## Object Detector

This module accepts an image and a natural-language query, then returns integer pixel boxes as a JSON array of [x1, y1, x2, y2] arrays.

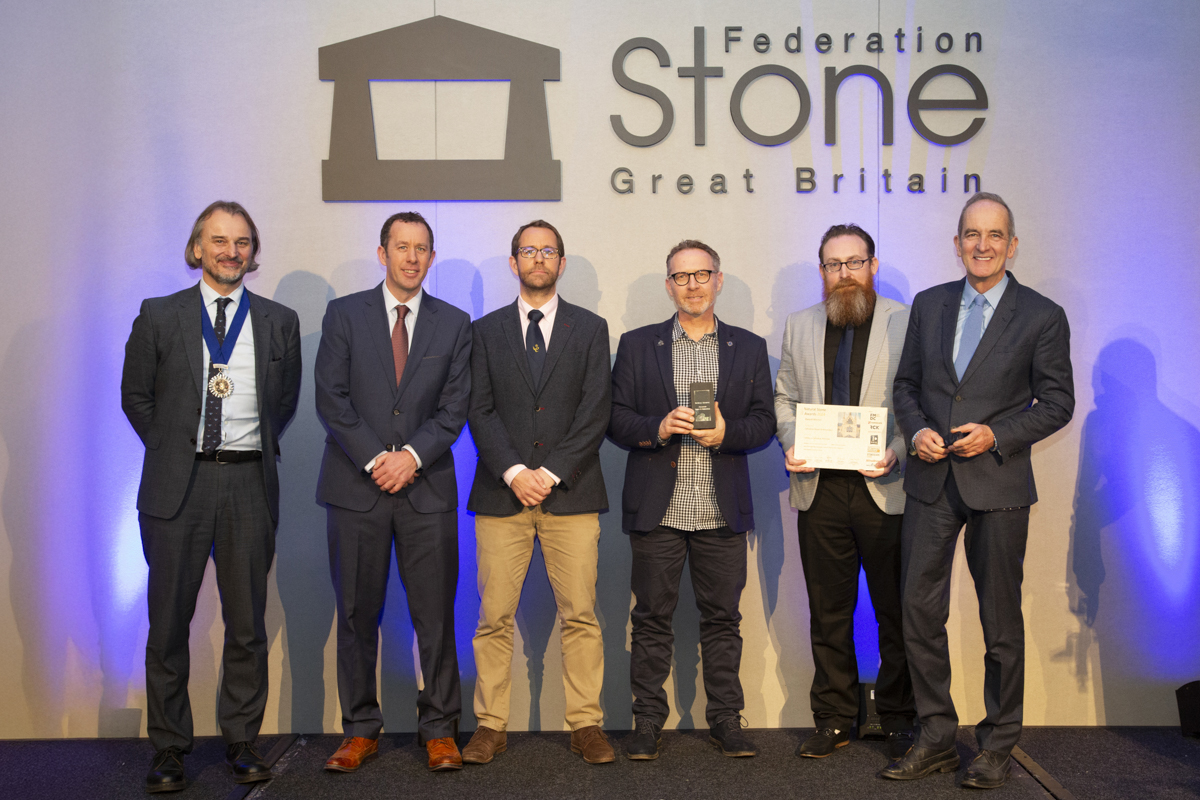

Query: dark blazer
[[315, 285, 471, 514], [609, 316, 776, 534], [121, 283, 302, 522], [467, 298, 611, 516], [893, 273, 1074, 510]]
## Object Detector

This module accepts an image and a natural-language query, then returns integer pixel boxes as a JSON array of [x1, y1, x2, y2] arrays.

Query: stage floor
[[0, 727, 1195, 799]]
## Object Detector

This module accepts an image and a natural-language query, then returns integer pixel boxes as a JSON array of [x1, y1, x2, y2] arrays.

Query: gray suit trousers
[[140, 459, 275, 752]]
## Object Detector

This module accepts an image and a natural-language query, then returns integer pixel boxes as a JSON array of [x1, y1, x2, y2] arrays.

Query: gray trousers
[[140, 459, 275, 753]]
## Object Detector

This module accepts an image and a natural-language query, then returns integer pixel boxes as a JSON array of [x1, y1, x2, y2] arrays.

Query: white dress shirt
[[196, 280, 260, 451]]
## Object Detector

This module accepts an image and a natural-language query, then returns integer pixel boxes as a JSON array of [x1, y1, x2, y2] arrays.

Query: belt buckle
[[214, 450, 232, 464]]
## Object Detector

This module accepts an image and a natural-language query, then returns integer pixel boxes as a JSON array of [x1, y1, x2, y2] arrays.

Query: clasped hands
[[658, 403, 725, 449], [372, 449, 419, 494], [913, 422, 995, 462]]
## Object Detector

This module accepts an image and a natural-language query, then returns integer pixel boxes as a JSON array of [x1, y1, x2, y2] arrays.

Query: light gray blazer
[[774, 295, 910, 514]]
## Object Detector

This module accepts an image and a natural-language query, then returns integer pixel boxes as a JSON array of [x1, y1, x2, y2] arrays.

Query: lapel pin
[[657, 340, 664, 346]]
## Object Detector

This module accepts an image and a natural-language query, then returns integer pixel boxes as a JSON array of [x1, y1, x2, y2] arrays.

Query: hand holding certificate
[[792, 403, 888, 471]]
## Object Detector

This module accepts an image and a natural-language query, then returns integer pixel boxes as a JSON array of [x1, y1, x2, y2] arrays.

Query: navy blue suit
[[893, 273, 1073, 754], [315, 285, 471, 741]]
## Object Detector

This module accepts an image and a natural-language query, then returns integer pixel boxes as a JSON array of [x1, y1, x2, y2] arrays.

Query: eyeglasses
[[821, 258, 869, 273], [669, 269, 714, 285], [517, 246, 560, 259]]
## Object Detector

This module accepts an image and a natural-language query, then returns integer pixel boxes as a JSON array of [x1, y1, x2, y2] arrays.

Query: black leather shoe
[[797, 727, 850, 757], [878, 744, 959, 780], [885, 730, 915, 760], [709, 716, 757, 757], [145, 747, 185, 793], [626, 717, 663, 760], [225, 741, 273, 784], [962, 750, 1011, 789]]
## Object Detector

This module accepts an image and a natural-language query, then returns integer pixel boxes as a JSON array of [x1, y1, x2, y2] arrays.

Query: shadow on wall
[[1066, 335, 1200, 724], [271, 271, 336, 734]]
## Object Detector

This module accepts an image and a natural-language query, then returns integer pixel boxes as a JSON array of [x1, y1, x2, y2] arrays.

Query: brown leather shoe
[[426, 737, 463, 771], [324, 737, 378, 772], [571, 725, 615, 764], [462, 726, 507, 764]]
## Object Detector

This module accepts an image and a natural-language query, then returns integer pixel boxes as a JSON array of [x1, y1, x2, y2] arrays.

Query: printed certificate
[[792, 404, 887, 470]]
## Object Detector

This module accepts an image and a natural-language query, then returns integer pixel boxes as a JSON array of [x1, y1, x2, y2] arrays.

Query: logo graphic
[[320, 16, 561, 201]]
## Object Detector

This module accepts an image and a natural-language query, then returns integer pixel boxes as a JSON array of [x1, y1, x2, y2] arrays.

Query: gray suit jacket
[[467, 298, 611, 516], [121, 283, 302, 522], [774, 295, 909, 515]]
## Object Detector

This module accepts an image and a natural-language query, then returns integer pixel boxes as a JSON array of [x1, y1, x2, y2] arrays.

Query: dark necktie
[[392, 305, 410, 386], [202, 297, 232, 454], [832, 324, 854, 405], [526, 308, 546, 386]]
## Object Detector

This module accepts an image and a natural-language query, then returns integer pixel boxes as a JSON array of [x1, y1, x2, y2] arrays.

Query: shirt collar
[[383, 284, 423, 320], [672, 314, 719, 342], [517, 291, 558, 320], [199, 278, 245, 309], [962, 271, 1009, 310]]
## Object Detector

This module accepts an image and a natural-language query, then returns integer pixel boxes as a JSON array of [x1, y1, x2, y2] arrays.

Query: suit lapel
[[860, 298, 889, 400], [942, 282, 963, 383], [247, 289, 270, 416], [366, 283, 399, 396], [178, 285, 206, 399], [959, 274, 1018, 387], [538, 299, 577, 393], [396, 291, 440, 404], [654, 317, 677, 407], [716, 318, 735, 402], [810, 306, 827, 402], [502, 300, 537, 394]]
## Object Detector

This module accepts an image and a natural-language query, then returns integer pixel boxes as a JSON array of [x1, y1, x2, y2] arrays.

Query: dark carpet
[[0, 727, 1192, 800]]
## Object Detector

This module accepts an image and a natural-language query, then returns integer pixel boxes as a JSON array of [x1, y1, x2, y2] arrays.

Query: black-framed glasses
[[669, 269, 714, 285], [821, 258, 869, 273], [517, 246, 560, 259]]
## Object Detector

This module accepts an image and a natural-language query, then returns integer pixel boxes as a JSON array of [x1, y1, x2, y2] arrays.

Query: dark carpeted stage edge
[[0, 727, 1196, 800]]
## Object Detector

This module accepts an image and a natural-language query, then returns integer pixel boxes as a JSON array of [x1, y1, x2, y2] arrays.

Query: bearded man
[[773, 224, 915, 763]]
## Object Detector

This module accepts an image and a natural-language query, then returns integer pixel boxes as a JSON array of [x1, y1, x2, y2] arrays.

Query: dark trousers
[[140, 459, 275, 753], [629, 525, 747, 728], [901, 469, 1029, 754], [797, 471, 914, 732], [327, 494, 460, 741]]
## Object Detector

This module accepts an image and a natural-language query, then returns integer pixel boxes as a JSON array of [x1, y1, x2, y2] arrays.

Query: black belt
[[196, 450, 262, 463]]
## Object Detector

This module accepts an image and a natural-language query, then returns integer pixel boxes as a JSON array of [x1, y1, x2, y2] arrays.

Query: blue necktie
[[955, 295, 986, 381], [832, 324, 854, 405], [526, 309, 546, 386]]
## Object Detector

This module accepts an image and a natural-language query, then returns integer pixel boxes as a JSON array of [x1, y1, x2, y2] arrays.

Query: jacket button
[[393, 409, 400, 415], [670, 461, 677, 468], [955, 395, 963, 402], [190, 437, 197, 445]]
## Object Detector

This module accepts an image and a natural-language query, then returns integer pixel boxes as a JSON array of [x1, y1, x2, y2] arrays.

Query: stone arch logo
[[320, 16, 561, 201]]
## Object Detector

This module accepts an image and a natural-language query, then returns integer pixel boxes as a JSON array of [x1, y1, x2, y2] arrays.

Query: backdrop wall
[[1, 0, 1197, 739]]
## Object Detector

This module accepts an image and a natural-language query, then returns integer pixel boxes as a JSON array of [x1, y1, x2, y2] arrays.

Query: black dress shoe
[[626, 717, 663, 760], [709, 716, 757, 757], [145, 747, 185, 794], [797, 727, 850, 757], [885, 730, 915, 760], [226, 741, 273, 784], [878, 744, 959, 780], [962, 750, 1011, 789]]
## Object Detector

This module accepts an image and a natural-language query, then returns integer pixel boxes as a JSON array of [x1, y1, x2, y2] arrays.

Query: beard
[[823, 277, 876, 328]]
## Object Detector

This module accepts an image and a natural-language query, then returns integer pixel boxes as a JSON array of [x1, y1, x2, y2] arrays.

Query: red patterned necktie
[[392, 305, 410, 386]]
